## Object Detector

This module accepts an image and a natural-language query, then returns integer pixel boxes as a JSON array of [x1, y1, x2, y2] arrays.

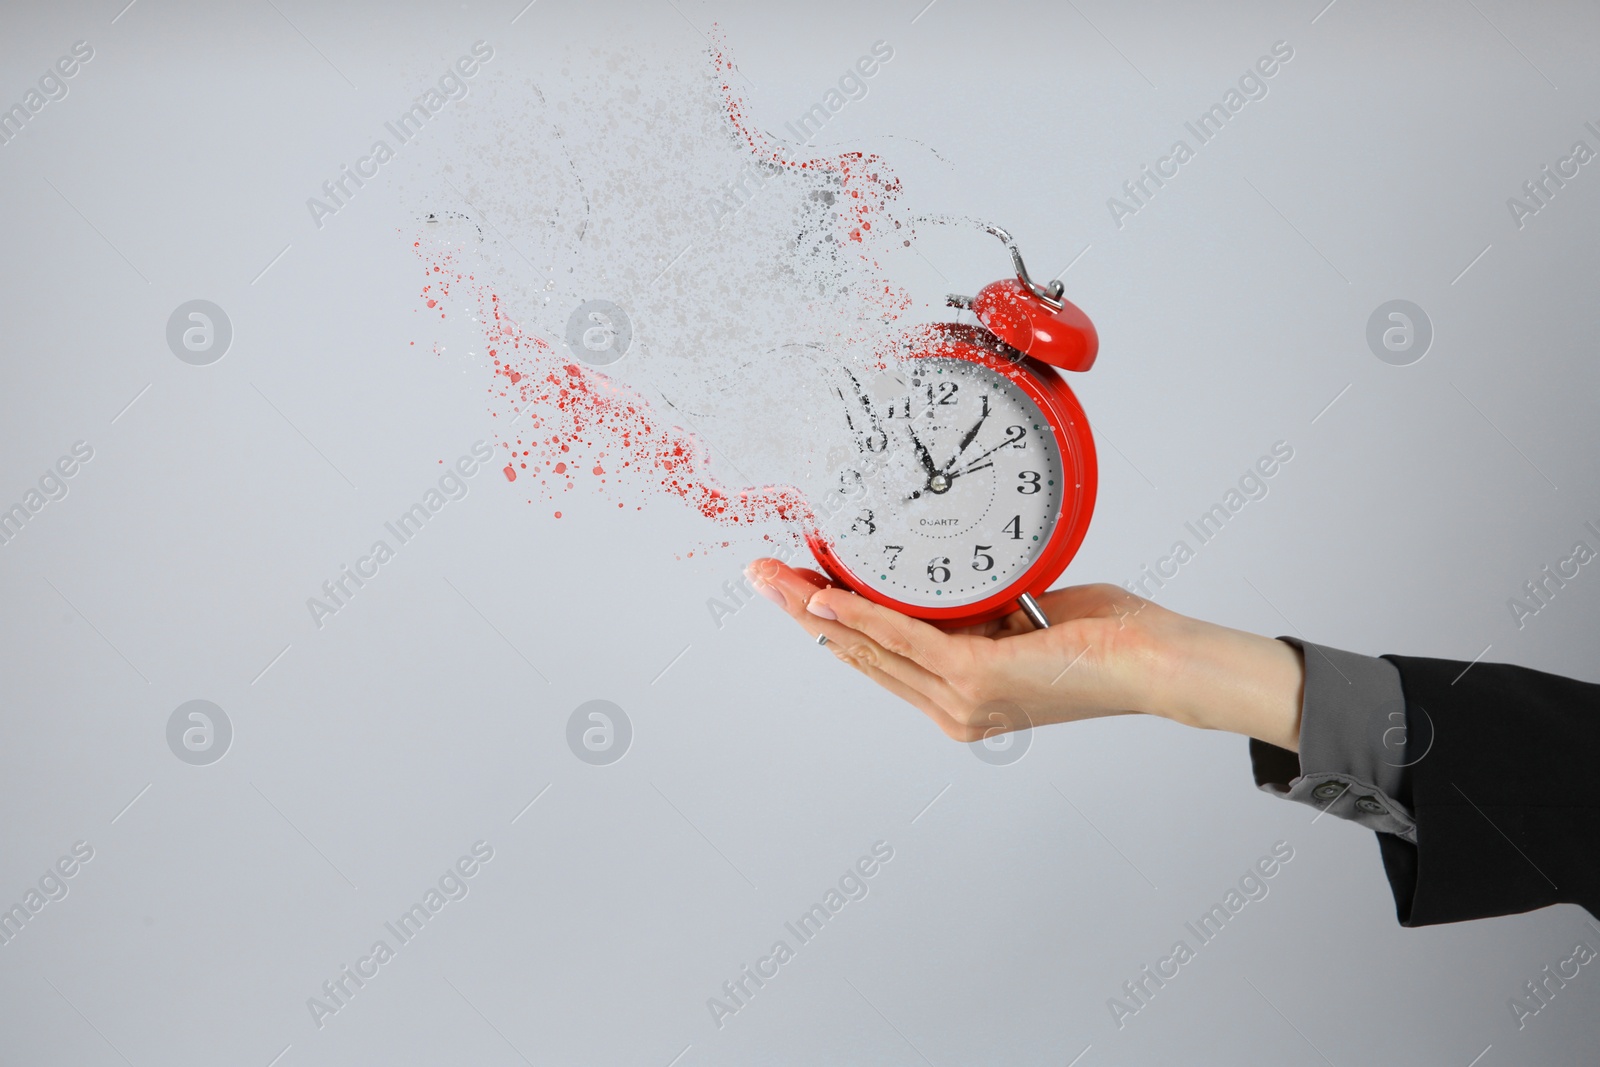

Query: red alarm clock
[[806, 224, 1098, 630]]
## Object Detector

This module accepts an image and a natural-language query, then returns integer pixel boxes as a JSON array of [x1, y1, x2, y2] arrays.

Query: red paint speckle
[[410, 262, 820, 528], [409, 37, 910, 549]]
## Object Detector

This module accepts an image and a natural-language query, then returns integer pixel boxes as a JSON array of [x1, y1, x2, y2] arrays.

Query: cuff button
[[1311, 781, 1347, 802], [1355, 796, 1388, 816]]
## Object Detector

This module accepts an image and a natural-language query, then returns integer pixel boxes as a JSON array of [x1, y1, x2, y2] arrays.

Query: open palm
[[746, 559, 1198, 742]]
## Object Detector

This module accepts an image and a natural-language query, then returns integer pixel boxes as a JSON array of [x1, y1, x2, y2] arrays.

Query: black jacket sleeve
[[1377, 654, 1600, 926]]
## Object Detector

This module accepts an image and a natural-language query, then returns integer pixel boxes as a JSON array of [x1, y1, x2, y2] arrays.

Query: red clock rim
[[805, 333, 1098, 629]]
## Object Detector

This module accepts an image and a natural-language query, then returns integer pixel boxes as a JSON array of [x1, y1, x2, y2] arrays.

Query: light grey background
[[3, 1, 1598, 1064]]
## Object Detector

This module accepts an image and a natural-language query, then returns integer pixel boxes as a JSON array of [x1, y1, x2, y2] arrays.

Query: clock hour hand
[[906, 425, 940, 480]]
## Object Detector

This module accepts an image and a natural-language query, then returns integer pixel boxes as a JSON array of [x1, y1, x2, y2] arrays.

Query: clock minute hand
[[961, 428, 1026, 471]]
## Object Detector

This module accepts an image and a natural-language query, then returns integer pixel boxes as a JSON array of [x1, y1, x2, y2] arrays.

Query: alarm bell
[[943, 224, 1098, 373]]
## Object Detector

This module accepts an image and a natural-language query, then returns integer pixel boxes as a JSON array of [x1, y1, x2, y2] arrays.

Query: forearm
[[1143, 615, 1305, 752]]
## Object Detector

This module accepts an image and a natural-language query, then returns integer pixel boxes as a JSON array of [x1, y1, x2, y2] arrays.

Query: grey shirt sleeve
[[1248, 637, 1417, 844]]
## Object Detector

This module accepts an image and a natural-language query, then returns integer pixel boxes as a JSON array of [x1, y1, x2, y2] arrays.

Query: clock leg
[[1017, 592, 1050, 631]]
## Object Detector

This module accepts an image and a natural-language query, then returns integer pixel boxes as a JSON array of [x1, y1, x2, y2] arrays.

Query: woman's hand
[[745, 559, 1305, 751]]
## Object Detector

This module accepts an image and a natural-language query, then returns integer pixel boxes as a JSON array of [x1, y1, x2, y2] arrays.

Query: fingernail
[[752, 579, 785, 607], [806, 596, 837, 621]]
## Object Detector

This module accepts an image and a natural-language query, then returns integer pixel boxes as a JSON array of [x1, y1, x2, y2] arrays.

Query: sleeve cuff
[[1249, 638, 1417, 844]]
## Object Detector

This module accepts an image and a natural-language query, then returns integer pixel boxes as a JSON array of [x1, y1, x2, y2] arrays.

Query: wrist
[[1145, 614, 1305, 751]]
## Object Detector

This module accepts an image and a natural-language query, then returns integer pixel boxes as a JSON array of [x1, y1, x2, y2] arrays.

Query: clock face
[[817, 355, 1067, 609]]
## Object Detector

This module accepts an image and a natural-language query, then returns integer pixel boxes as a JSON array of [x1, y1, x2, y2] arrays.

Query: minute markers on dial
[[823, 355, 1065, 609]]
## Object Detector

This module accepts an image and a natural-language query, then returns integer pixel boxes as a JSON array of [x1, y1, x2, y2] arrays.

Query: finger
[[847, 656, 979, 741], [815, 615, 960, 709], [745, 558, 827, 610], [746, 558, 834, 600], [803, 584, 959, 679], [744, 560, 984, 741], [747, 560, 960, 708], [806, 619, 980, 741]]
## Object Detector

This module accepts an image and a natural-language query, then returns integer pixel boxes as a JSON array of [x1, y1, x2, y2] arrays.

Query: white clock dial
[[819, 356, 1065, 609]]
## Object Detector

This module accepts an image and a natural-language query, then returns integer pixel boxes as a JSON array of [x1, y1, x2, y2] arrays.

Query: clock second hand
[[958, 428, 1026, 473]]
